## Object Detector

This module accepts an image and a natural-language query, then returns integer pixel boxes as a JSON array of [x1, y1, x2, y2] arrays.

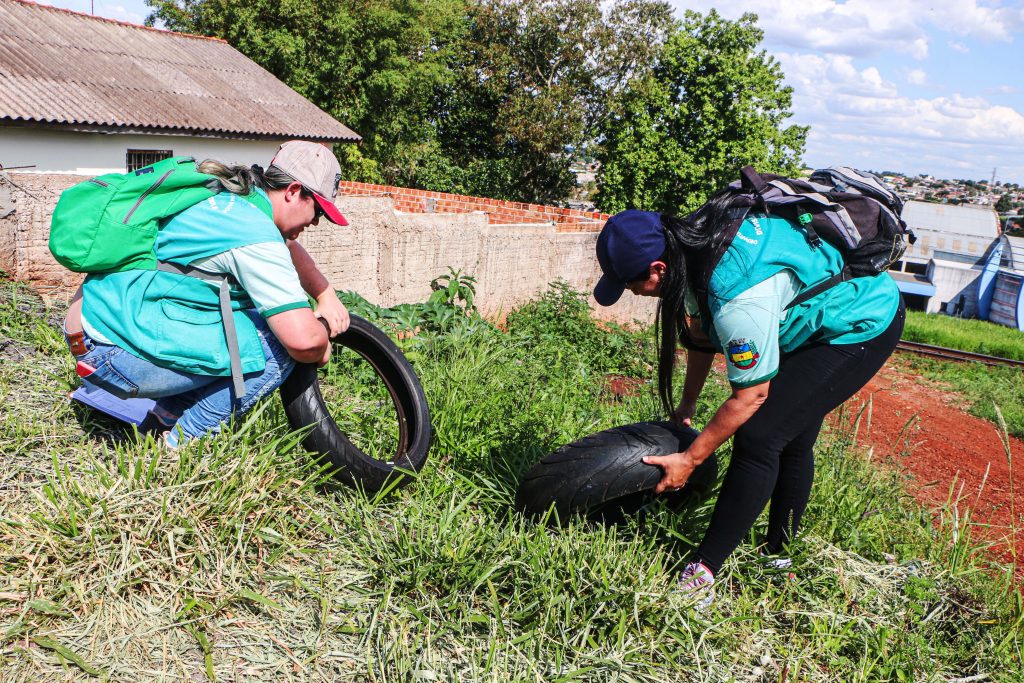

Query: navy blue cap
[[594, 210, 665, 306]]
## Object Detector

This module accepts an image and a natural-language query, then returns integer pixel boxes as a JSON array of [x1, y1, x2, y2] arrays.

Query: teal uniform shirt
[[704, 214, 900, 388], [82, 189, 311, 377]]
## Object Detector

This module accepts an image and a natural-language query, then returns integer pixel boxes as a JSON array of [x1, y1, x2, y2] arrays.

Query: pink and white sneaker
[[676, 561, 715, 610]]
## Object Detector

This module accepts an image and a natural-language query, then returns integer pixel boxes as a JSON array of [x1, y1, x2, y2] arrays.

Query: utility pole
[[991, 167, 997, 185]]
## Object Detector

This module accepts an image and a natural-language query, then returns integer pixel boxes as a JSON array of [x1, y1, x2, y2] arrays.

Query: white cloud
[[671, 0, 1024, 58], [906, 69, 927, 85], [948, 41, 971, 54], [776, 46, 1024, 179]]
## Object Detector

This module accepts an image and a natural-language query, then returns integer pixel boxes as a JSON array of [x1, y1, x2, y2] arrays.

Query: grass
[[1, 272, 1023, 681], [899, 309, 1024, 438], [903, 309, 1024, 361]]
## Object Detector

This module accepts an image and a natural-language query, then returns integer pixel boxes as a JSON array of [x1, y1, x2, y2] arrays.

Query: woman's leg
[[764, 419, 821, 554], [693, 301, 905, 574], [168, 310, 296, 446]]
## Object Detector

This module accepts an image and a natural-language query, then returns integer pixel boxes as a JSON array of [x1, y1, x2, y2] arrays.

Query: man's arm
[[286, 240, 350, 335]]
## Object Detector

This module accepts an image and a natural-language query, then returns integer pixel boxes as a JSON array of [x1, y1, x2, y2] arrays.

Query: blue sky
[[40, 0, 1024, 185]]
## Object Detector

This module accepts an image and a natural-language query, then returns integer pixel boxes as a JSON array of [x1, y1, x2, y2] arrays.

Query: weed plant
[[1, 272, 1022, 681]]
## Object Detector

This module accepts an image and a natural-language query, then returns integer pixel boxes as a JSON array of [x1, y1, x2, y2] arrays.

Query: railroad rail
[[895, 340, 1024, 369]]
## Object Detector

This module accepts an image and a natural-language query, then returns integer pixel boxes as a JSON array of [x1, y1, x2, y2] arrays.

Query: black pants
[[695, 299, 905, 574]]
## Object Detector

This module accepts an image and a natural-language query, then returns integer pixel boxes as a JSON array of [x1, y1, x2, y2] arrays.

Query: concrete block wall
[[6, 173, 657, 326]]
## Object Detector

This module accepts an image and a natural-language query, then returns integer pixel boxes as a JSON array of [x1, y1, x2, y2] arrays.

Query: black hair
[[655, 185, 747, 416]]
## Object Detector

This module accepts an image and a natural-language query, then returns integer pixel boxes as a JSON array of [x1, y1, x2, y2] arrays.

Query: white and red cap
[[269, 140, 348, 226]]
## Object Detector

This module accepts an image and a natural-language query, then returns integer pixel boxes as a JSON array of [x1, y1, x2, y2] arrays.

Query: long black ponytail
[[655, 186, 748, 416]]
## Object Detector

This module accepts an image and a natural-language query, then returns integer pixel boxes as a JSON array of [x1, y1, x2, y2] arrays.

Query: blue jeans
[[68, 309, 296, 446]]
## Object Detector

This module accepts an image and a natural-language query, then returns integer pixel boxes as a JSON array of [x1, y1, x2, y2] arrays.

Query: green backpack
[[49, 156, 273, 399], [49, 156, 222, 273]]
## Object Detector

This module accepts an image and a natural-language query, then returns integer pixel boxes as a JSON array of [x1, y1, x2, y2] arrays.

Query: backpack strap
[[785, 267, 851, 310], [739, 166, 767, 193], [155, 261, 246, 400]]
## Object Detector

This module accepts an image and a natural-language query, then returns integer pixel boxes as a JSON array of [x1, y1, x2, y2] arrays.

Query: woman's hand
[[314, 289, 350, 336], [672, 398, 698, 427], [643, 450, 700, 494]]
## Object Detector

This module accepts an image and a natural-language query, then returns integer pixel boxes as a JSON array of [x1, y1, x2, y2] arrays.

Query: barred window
[[126, 149, 173, 173]]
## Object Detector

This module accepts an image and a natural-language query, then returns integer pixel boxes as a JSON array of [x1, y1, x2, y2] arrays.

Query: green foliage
[[426, 0, 675, 203], [594, 9, 807, 214], [147, 0, 468, 185], [504, 279, 654, 377], [903, 310, 1024, 361]]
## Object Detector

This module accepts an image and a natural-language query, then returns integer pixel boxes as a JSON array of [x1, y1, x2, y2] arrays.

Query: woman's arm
[[645, 380, 770, 493], [675, 348, 715, 426], [285, 240, 350, 335]]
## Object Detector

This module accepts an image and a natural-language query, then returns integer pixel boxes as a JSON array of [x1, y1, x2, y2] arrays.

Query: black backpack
[[689, 165, 916, 311]]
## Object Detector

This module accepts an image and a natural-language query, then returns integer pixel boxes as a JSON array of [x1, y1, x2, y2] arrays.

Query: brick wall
[[7, 174, 656, 325], [339, 182, 608, 233], [5, 173, 85, 289]]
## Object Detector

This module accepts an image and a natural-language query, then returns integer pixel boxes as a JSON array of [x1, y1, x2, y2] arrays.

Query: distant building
[[890, 201, 1001, 315], [979, 235, 1024, 331]]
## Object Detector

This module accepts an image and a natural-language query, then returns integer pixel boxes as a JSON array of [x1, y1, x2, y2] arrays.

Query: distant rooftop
[[902, 200, 999, 239], [999, 235, 1024, 274], [0, 0, 360, 142]]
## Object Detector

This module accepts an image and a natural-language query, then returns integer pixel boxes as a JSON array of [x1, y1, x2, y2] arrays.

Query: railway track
[[895, 340, 1024, 369]]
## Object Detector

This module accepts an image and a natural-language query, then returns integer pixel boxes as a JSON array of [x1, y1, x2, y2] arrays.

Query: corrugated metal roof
[[1000, 235, 1024, 274], [0, 0, 360, 142], [902, 200, 999, 239]]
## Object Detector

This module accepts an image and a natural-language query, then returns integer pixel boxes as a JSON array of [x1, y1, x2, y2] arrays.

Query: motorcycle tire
[[279, 314, 432, 492], [515, 421, 717, 523]]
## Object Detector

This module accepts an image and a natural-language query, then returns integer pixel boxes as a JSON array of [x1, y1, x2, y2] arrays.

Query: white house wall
[[927, 260, 983, 315], [0, 127, 280, 175]]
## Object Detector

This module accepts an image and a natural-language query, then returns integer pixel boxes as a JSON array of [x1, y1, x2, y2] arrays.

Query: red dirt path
[[843, 358, 1024, 575]]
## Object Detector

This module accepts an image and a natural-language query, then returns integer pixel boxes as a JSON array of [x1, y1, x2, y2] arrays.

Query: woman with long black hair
[[593, 197, 904, 607]]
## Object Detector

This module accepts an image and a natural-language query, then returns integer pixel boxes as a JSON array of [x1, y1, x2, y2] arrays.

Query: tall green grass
[[1, 273, 1022, 681], [903, 309, 1024, 360]]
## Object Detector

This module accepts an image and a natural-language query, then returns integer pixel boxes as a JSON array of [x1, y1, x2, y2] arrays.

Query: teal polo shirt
[[705, 214, 900, 388], [82, 189, 310, 376]]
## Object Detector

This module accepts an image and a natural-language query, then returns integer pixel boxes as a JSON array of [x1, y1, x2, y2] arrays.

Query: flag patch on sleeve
[[727, 338, 759, 370]]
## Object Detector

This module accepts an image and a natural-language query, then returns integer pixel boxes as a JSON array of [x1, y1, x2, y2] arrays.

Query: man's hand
[[643, 450, 699, 494], [314, 289, 350, 336]]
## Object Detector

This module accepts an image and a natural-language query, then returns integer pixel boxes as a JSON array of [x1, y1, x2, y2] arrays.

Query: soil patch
[[842, 358, 1024, 576]]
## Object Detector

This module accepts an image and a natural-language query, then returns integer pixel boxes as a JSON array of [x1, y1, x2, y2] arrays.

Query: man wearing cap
[[593, 206, 903, 608], [63, 141, 352, 447]]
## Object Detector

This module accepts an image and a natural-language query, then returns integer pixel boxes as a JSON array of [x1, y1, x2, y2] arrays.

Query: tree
[[419, 0, 675, 203], [594, 9, 806, 214], [996, 193, 1015, 214], [146, 0, 467, 184]]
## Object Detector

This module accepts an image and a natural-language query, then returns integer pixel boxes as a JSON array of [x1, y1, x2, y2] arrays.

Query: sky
[[38, 0, 1024, 186]]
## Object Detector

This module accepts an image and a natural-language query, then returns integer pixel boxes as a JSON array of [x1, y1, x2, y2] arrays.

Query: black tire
[[279, 314, 432, 492], [515, 421, 717, 523]]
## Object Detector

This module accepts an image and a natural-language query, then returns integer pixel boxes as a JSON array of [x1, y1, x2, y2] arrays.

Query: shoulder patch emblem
[[727, 338, 759, 370]]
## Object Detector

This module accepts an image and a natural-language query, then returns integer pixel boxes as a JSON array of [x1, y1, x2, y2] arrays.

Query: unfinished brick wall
[[4, 173, 85, 288], [7, 174, 657, 325], [339, 181, 609, 233]]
